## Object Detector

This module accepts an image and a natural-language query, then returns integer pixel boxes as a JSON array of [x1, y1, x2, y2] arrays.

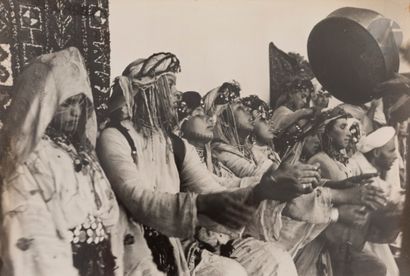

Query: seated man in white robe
[[348, 126, 405, 276], [97, 53, 321, 276]]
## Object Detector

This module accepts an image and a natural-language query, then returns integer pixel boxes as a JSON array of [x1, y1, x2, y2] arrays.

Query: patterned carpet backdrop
[[0, 0, 111, 125]]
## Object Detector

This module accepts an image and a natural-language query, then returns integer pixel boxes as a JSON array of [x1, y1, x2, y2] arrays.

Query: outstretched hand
[[344, 184, 387, 211], [196, 191, 255, 230], [252, 162, 321, 203], [373, 73, 410, 98], [358, 184, 387, 211], [325, 173, 378, 189]]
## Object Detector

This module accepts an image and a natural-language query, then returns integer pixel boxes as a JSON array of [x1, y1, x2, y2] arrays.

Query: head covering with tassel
[[111, 52, 182, 138]]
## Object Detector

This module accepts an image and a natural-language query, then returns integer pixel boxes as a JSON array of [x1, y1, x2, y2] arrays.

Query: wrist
[[196, 194, 206, 215], [330, 207, 339, 223], [332, 187, 357, 205], [250, 185, 264, 205], [252, 175, 276, 204], [304, 108, 313, 116], [329, 189, 345, 205]]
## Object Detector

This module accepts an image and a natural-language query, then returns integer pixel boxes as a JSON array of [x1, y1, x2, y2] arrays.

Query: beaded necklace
[[236, 143, 255, 163], [45, 127, 102, 209], [195, 147, 206, 164]]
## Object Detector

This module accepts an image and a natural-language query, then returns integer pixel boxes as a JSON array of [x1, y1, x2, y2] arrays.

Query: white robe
[[349, 152, 402, 276], [97, 120, 249, 276], [1, 138, 120, 276]]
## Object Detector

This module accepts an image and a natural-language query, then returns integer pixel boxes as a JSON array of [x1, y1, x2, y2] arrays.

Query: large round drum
[[308, 7, 402, 104]]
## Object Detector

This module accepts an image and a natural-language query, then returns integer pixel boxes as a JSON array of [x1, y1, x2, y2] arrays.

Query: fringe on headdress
[[132, 75, 179, 161], [115, 52, 182, 162]]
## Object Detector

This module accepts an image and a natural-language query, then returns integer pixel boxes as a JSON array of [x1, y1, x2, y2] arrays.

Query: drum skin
[[308, 7, 401, 105]]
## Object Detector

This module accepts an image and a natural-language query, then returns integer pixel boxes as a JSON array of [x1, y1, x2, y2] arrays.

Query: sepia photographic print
[[0, 0, 409, 275]]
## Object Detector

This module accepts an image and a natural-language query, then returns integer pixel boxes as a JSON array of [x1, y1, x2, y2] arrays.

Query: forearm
[[367, 105, 377, 122], [113, 183, 198, 239], [329, 188, 357, 205], [196, 186, 259, 209], [213, 174, 259, 190], [284, 187, 334, 224], [98, 132, 199, 238], [279, 109, 312, 130]]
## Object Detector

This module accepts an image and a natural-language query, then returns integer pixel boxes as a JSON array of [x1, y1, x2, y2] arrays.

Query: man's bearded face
[[289, 90, 310, 109], [167, 75, 182, 118], [374, 137, 397, 171]]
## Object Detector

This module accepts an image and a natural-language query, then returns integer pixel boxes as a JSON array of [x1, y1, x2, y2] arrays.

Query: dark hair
[[278, 79, 313, 110], [363, 150, 375, 162], [123, 52, 181, 79], [286, 79, 314, 94], [107, 78, 126, 122], [214, 81, 241, 105], [321, 115, 350, 164]]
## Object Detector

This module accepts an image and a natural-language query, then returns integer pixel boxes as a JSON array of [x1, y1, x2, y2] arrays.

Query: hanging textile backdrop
[[268, 42, 314, 108], [0, 0, 110, 125]]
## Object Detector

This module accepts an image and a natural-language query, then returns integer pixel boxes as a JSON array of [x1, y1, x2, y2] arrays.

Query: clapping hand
[[252, 162, 321, 203], [325, 173, 378, 189], [197, 191, 256, 230]]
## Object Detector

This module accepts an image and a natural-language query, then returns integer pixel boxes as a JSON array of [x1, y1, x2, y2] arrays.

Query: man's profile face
[[289, 90, 309, 109], [375, 136, 397, 171], [166, 75, 182, 117]]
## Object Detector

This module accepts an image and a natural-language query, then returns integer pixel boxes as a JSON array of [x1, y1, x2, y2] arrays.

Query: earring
[[250, 134, 256, 144]]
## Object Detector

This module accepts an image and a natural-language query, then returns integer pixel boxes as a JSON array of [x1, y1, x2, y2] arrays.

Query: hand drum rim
[[307, 7, 400, 105]]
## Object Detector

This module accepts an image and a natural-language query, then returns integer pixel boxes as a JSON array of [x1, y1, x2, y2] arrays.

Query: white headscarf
[[357, 126, 396, 153], [0, 47, 97, 178]]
